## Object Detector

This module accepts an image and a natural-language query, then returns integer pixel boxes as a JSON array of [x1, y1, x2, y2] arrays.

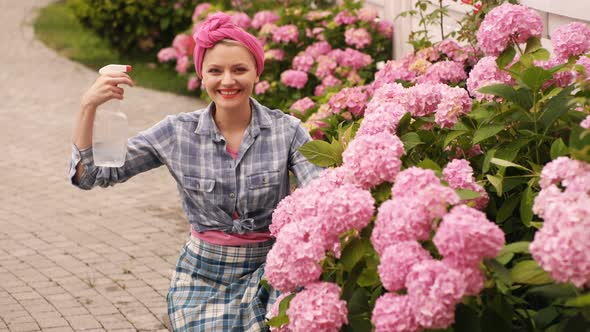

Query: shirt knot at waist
[[231, 218, 255, 234]]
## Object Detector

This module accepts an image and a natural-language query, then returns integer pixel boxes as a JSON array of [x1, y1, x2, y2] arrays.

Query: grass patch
[[33, 1, 197, 97]]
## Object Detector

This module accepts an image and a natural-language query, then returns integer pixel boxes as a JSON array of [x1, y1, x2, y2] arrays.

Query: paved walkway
[[0, 1, 207, 331]]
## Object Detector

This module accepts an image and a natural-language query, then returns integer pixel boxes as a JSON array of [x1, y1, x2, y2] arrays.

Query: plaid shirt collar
[[194, 98, 272, 142]]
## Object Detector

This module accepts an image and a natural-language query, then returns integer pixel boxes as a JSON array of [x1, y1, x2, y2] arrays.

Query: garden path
[[0, 1, 206, 331]]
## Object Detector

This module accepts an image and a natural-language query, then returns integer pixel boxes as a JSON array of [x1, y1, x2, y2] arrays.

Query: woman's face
[[201, 42, 259, 113]]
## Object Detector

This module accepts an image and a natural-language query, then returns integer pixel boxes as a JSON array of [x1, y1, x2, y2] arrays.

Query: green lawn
[[33, 1, 198, 98]]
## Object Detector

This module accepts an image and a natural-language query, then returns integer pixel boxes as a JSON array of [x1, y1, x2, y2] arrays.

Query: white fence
[[365, 0, 590, 59]]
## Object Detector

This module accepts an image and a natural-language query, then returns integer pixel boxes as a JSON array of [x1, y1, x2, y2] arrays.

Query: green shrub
[[67, 0, 203, 53]]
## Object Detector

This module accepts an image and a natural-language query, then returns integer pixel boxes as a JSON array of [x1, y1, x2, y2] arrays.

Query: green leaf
[[570, 126, 590, 163], [496, 45, 516, 69], [456, 188, 481, 200], [395, 112, 412, 136], [550, 138, 569, 159], [473, 124, 505, 144], [482, 308, 512, 332], [497, 241, 530, 258], [417, 158, 441, 172], [511, 260, 554, 285], [443, 130, 468, 147], [454, 304, 482, 332], [485, 259, 512, 286], [340, 238, 370, 272], [490, 158, 531, 172], [520, 186, 535, 227], [527, 284, 579, 299], [521, 67, 553, 91], [401, 132, 423, 151], [487, 174, 503, 196], [267, 293, 295, 327], [539, 85, 576, 130], [298, 140, 342, 167], [564, 293, 590, 307], [532, 48, 550, 61], [524, 37, 542, 54], [356, 264, 379, 287], [483, 149, 497, 173], [478, 84, 517, 102], [496, 195, 520, 222], [347, 288, 370, 314]]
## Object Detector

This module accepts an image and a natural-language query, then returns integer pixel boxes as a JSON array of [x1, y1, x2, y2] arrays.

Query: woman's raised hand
[[80, 72, 134, 110]]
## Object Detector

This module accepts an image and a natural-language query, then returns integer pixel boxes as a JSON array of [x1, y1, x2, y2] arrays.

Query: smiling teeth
[[220, 90, 238, 95]]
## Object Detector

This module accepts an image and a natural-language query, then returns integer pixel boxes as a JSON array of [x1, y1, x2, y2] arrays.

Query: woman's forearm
[[72, 103, 97, 182]]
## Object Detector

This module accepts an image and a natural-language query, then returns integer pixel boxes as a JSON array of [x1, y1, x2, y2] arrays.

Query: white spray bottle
[[93, 64, 132, 167]]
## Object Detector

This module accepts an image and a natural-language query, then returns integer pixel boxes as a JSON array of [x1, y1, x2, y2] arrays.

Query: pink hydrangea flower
[[292, 54, 315, 72], [305, 10, 331, 21], [187, 76, 200, 91], [406, 260, 467, 329], [272, 25, 299, 44], [476, 3, 543, 56], [576, 56, 590, 81], [265, 221, 326, 292], [405, 83, 444, 117], [157, 47, 178, 63], [281, 70, 308, 89], [434, 205, 505, 267], [192, 3, 211, 21], [372, 59, 416, 90], [581, 115, 590, 129], [551, 22, 590, 61], [172, 34, 195, 57], [378, 241, 432, 291], [175, 55, 190, 74], [376, 19, 394, 38], [231, 12, 251, 30], [339, 48, 373, 69], [368, 83, 407, 110], [534, 57, 575, 88], [322, 75, 342, 88], [255, 80, 270, 94], [287, 282, 348, 332], [372, 293, 419, 332], [443, 159, 489, 209], [434, 86, 472, 128], [304, 41, 333, 60], [328, 86, 370, 116], [356, 102, 407, 136], [252, 10, 280, 29], [358, 6, 378, 22], [334, 11, 356, 25], [530, 215, 590, 287], [467, 56, 515, 101], [445, 260, 486, 296], [265, 49, 285, 62], [342, 132, 405, 189], [344, 27, 372, 49], [415, 61, 467, 84], [436, 39, 462, 59], [538, 156, 590, 189], [315, 55, 338, 79], [289, 97, 315, 114]]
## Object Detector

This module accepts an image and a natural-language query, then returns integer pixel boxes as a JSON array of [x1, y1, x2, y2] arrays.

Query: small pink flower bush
[[530, 157, 590, 287], [286, 282, 348, 332]]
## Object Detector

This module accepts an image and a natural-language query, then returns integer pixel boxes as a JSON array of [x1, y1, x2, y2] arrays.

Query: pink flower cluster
[[443, 159, 489, 209], [304, 41, 333, 59], [415, 61, 467, 85], [467, 56, 515, 101], [286, 282, 348, 332], [280, 70, 308, 89], [192, 3, 211, 21], [289, 97, 316, 115], [231, 12, 251, 29], [265, 49, 285, 62], [292, 54, 315, 72], [272, 25, 299, 44], [267, 169, 375, 292], [551, 22, 590, 61], [581, 115, 590, 129], [255, 80, 270, 94], [476, 3, 543, 56], [252, 10, 280, 29], [434, 86, 472, 128], [531, 157, 590, 287], [342, 132, 405, 189], [356, 102, 407, 137], [576, 56, 590, 82], [344, 27, 372, 49], [334, 11, 356, 25], [328, 86, 370, 116], [369, 165, 505, 331]]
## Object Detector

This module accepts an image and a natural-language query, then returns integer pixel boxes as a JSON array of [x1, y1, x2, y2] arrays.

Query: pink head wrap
[[193, 12, 265, 79]]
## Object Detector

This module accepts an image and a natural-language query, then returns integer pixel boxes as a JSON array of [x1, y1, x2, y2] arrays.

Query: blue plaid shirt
[[70, 98, 323, 234]]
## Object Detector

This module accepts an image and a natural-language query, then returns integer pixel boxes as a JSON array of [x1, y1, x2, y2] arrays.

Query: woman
[[69, 13, 322, 331]]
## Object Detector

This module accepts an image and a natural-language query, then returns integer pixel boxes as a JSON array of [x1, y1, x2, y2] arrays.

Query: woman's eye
[[208, 69, 220, 73]]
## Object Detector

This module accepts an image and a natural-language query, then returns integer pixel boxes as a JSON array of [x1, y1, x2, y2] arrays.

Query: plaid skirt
[[167, 235, 279, 332]]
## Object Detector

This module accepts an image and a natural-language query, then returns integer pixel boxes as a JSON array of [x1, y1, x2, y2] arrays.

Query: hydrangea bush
[[267, 2, 590, 331]]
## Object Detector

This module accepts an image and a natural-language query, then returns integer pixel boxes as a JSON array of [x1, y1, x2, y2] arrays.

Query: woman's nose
[[221, 71, 234, 85]]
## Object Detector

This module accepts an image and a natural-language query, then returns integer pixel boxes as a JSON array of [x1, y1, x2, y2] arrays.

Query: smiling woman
[[68, 12, 323, 332]]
